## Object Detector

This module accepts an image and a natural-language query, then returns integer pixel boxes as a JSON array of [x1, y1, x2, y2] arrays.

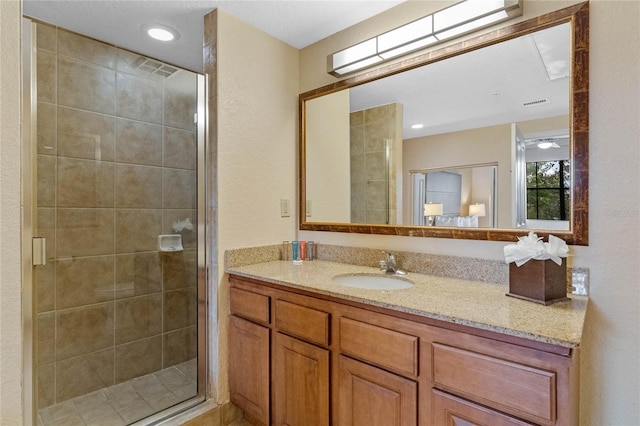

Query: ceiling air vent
[[523, 98, 550, 108], [134, 57, 179, 78]]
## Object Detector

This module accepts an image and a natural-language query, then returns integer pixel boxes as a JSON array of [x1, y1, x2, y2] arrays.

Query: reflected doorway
[[411, 164, 497, 228]]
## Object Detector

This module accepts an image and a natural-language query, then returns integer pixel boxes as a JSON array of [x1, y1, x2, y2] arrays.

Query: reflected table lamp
[[424, 203, 443, 226], [469, 203, 486, 217]]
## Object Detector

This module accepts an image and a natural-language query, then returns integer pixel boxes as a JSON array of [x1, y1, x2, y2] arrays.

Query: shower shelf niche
[[158, 234, 184, 252]]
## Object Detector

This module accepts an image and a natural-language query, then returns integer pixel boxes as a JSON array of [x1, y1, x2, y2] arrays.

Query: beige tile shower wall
[[350, 103, 402, 224], [34, 24, 198, 409]]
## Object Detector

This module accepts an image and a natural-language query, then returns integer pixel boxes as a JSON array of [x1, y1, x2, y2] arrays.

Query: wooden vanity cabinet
[[274, 332, 329, 425], [432, 389, 536, 426], [338, 355, 417, 426], [273, 299, 330, 426], [228, 275, 579, 426], [229, 278, 331, 426], [228, 315, 270, 425]]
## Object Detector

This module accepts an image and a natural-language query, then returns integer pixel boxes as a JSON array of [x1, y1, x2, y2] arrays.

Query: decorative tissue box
[[507, 259, 569, 305]]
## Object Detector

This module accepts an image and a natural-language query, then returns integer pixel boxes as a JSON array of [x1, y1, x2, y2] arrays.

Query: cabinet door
[[432, 389, 535, 426], [229, 315, 270, 426], [274, 332, 329, 426], [338, 355, 417, 426]]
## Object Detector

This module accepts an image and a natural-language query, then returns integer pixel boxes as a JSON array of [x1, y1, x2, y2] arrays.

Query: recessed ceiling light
[[411, 124, 424, 129], [537, 141, 554, 149], [148, 28, 174, 41], [537, 141, 560, 149], [143, 23, 179, 42]]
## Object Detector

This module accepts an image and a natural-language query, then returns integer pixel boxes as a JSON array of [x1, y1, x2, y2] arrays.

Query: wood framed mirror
[[299, 2, 588, 245]]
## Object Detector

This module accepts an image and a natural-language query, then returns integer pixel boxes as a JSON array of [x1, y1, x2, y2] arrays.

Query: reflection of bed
[[436, 215, 479, 228]]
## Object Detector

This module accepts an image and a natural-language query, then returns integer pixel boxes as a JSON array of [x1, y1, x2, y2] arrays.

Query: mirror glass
[[300, 4, 589, 244], [410, 164, 498, 228]]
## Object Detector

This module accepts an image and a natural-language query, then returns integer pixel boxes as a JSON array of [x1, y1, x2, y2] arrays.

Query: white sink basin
[[333, 274, 413, 290]]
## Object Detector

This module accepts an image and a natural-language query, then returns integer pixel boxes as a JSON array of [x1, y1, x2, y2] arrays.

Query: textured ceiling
[[23, 0, 404, 72]]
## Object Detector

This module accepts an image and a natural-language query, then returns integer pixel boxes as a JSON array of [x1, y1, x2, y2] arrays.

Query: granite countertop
[[226, 260, 588, 349]]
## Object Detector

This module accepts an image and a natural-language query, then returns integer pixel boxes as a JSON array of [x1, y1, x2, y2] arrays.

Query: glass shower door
[[29, 20, 204, 425]]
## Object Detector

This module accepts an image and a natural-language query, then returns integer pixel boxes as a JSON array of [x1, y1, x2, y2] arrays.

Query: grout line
[[39, 359, 197, 425], [36, 28, 200, 421]]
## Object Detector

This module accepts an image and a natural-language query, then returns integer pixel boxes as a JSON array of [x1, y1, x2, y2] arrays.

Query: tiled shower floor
[[38, 359, 197, 426]]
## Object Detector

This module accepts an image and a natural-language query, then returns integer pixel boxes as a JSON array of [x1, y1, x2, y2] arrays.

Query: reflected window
[[526, 160, 570, 220]]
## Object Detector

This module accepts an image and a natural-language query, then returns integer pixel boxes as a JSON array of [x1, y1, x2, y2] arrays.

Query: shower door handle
[[32, 237, 46, 266]]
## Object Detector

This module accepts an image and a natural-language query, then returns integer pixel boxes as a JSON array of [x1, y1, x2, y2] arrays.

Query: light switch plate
[[280, 199, 290, 217]]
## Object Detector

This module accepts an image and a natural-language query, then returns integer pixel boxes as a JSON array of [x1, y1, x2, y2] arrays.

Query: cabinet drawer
[[432, 343, 556, 424], [339, 317, 418, 377], [432, 389, 535, 426], [230, 287, 270, 324], [275, 300, 330, 346]]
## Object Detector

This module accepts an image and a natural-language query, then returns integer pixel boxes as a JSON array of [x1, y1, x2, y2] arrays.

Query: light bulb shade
[[469, 203, 486, 217], [434, 0, 509, 33], [331, 38, 377, 70], [327, 0, 522, 76], [378, 15, 433, 52], [424, 203, 444, 216]]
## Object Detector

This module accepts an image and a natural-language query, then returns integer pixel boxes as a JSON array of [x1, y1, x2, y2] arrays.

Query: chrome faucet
[[379, 251, 407, 275]]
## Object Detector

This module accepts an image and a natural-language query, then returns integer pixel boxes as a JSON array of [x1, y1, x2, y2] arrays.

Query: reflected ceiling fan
[[524, 135, 567, 149]]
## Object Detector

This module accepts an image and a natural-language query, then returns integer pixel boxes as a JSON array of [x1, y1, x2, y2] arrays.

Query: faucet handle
[[382, 251, 395, 263], [379, 250, 407, 275]]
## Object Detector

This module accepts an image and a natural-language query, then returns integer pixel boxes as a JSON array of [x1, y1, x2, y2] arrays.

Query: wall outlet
[[306, 200, 312, 217], [280, 199, 290, 217]]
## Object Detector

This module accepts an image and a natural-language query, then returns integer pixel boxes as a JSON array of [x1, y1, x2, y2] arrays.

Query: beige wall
[[299, 1, 640, 424], [0, 0, 24, 423], [403, 124, 512, 228], [213, 9, 299, 403], [471, 166, 495, 228], [306, 90, 351, 222], [518, 114, 570, 137]]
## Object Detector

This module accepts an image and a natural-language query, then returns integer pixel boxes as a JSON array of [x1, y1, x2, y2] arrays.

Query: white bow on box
[[504, 231, 569, 267]]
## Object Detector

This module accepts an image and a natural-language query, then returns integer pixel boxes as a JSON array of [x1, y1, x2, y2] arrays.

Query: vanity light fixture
[[328, 0, 522, 76], [143, 23, 179, 42]]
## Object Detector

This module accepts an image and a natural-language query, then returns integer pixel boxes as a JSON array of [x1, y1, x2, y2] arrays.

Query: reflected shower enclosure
[[350, 103, 403, 225], [28, 21, 205, 424]]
